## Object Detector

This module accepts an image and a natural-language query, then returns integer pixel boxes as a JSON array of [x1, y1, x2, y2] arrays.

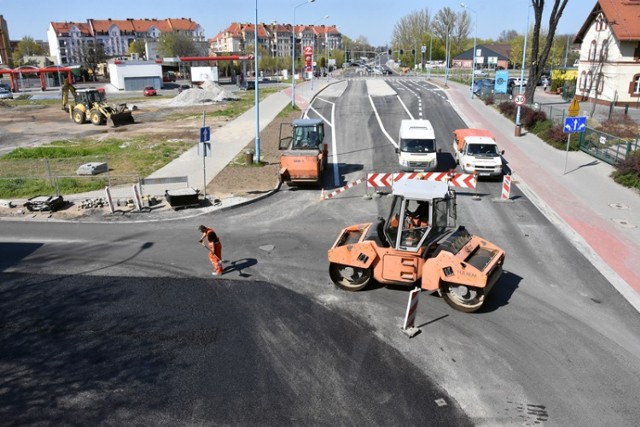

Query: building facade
[[47, 18, 205, 65], [209, 22, 342, 59], [452, 44, 511, 70], [574, 0, 640, 106]]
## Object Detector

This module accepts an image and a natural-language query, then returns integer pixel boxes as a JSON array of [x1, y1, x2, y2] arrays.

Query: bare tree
[[525, 0, 570, 103], [497, 29, 519, 43], [392, 8, 432, 50]]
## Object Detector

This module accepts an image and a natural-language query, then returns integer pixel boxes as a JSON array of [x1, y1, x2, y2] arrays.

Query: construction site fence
[[0, 156, 140, 197]]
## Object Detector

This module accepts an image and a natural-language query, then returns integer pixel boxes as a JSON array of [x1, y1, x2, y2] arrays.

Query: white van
[[396, 119, 438, 172]]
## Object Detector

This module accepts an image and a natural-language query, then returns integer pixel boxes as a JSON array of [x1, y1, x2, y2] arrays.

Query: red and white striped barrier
[[367, 172, 394, 189], [322, 177, 366, 199], [501, 174, 512, 200], [367, 171, 477, 189], [401, 287, 421, 338]]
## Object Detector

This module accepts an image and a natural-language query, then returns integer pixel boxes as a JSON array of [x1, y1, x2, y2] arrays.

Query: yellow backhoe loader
[[63, 85, 134, 127]]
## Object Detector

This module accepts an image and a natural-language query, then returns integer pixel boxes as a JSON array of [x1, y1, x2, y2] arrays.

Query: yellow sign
[[568, 98, 580, 117]]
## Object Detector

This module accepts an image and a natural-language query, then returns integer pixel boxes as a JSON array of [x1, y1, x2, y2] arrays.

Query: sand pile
[[168, 81, 239, 106]]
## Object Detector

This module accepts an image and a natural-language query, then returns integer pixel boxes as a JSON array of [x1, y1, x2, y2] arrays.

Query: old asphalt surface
[[2, 75, 639, 312]]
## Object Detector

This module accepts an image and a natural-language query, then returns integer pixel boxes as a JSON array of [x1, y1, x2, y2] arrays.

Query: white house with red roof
[[574, 0, 640, 107]]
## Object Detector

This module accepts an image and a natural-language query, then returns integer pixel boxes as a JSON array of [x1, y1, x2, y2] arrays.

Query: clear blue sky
[[1, 0, 588, 47]]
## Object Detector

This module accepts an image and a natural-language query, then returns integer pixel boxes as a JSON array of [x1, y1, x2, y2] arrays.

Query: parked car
[[0, 88, 12, 99], [143, 86, 157, 96], [472, 78, 495, 96], [512, 77, 528, 87], [177, 84, 191, 93], [24, 195, 65, 212]]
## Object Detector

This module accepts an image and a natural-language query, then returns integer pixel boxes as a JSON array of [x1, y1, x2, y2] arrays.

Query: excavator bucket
[[109, 111, 135, 127], [106, 103, 135, 127]]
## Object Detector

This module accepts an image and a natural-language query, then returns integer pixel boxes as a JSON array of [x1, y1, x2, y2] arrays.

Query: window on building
[[580, 71, 587, 91], [595, 13, 607, 31], [597, 73, 604, 94], [586, 71, 593, 90], [631, 74, 640, 94], [599, 42, 608, 62], [589, 40, 597, 61]]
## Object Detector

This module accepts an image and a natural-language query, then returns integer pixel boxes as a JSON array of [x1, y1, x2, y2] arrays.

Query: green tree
[[157, 31, 198, 58], [128, 39, 147, 59], [12, 36, 44, 66]]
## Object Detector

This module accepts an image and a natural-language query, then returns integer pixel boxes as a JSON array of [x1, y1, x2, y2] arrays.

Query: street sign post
[[200, 126, 210, 143], [200, 114, 211, 198], [563, 116, 587, 133], [562, 115, 587, 175]]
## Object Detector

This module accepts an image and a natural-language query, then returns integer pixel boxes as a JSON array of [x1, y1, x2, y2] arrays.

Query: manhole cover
[[435, 398, 448, 407], [611, 218, 636, 228], [609, 203, 628, 210]]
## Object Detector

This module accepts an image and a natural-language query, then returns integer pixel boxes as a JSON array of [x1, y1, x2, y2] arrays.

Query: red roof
[[575, 0, 640, 43], [52, 18, 201, 37]]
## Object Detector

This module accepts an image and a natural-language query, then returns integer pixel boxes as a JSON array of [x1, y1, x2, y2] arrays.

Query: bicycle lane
[[443, 81, 640, 310]]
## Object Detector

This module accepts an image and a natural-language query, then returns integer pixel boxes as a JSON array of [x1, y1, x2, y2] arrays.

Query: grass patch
[[0, 136, 193, 198], [1, 85, 284, 198]]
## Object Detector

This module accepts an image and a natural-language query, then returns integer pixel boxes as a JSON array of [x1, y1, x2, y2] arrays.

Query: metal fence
[[0, 156, 140, 197], [485, 93, 639, 166], [577, 128, 638, 165]]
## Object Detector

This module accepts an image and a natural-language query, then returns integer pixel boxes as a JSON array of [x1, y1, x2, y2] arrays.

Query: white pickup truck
[[453, 128, 504, 178]]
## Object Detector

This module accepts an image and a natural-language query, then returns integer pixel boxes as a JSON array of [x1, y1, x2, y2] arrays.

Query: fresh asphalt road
[[2, 76, 640, 425]]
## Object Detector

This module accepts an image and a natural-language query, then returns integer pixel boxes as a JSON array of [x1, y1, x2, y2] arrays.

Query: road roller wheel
[[440, 282, 485, 313], [329, 263, 371, 291]]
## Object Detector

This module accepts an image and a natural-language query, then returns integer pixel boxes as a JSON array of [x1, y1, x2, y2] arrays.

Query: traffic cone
[[320, 189, 325, 200]]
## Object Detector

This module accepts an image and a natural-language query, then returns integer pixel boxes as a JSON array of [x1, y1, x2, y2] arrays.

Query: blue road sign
[[200, 126, 211, 142], [563, 116, 587, 133]]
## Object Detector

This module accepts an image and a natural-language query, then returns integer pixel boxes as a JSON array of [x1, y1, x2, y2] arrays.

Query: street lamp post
[[292, 0, 316, 108], [254, 0, 260, 163], [311, 15, 329, 91], [326, 25, 329, 77], [444, 25, 450, 86], [515, 4, 531, 137], [461, 3, 477, 99], [428, 33, 433, 80]]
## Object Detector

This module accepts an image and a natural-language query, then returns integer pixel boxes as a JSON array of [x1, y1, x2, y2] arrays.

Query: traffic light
[[412, 49, 416, 55], [399, 49, 404, 55], [388, 49, 392, 55]]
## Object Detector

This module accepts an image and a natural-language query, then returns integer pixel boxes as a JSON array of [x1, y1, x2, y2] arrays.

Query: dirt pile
[[168, 81, 239, 107]]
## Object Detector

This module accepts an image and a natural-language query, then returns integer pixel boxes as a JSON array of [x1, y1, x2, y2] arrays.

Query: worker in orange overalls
[[198, 225, 223, 276]]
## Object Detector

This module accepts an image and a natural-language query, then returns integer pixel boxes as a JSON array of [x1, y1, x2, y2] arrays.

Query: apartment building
[[209, 22, 342, 59], [47, 18, 205, 65]]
